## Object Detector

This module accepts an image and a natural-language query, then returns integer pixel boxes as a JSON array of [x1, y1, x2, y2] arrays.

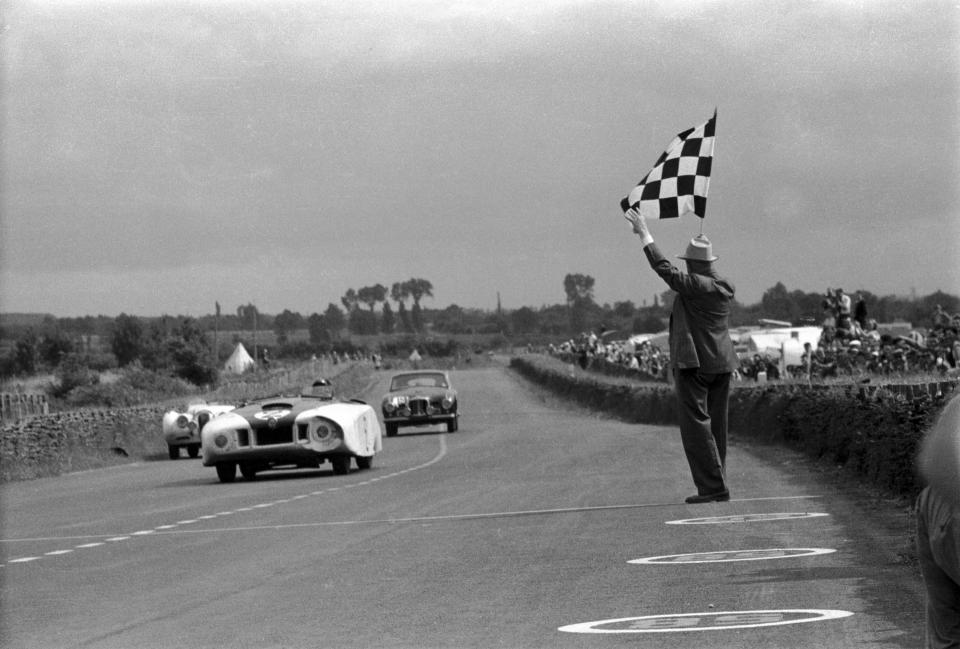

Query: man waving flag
[[621, 110, 716, 220]]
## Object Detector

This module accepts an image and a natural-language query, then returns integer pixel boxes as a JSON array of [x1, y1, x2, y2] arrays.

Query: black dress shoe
[[685, 490, 730, 504]]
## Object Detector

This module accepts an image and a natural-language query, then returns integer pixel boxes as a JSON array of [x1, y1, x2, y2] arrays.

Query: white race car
[[162, 403, 236, 459], [200, 381, 382, 483]]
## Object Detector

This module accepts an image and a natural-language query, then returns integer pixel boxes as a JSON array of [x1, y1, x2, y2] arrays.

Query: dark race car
[[381, 370, 459, 436]]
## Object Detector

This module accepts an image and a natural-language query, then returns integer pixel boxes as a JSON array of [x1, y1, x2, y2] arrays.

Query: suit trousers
[[674, 368, 730, 495]]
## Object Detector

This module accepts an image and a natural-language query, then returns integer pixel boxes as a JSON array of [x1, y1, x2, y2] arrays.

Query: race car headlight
[[383, 401, 397, 414], [214, 434, 230, 448], [176, 415, 190, 429], [310, 417, 343, 444], [442, 395, 455, 410]]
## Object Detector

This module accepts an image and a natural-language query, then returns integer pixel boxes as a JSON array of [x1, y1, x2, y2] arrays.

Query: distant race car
[[162, 403, 237, 459], [200, 380, 382, 483], [381, 370, 459, 436]]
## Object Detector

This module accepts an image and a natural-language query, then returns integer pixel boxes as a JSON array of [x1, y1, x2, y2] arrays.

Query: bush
[[49, 353, 100, 399]]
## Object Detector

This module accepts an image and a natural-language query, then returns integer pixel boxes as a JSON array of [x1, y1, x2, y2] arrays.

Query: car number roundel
[[253, 410, 291, 420]]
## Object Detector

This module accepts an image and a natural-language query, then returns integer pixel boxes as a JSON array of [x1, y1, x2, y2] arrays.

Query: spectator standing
[[836, 288, 852, 334], [624, 208, 737, 503], [916, 394, 960, 647], [854, 293, 868, 330]]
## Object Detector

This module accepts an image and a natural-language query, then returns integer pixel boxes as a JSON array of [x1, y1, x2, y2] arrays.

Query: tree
[[111, 313, 143, 367], [511, 306, 539, 334], [341, 289, 359, 314], [381, 301, 395, 334], [613, 301, 636, 319], [236, 304, 259, 331], [563, 273, 595, 305], [405, 278, 434, 332], [357, 284, 388, 311], [273, 309, 304, 345], [13, 329, 40, 374], [323, 303, 346, 338], [307, 312, 329, 345], [760, 282, 798, 323], [167, 318, 218, 385], [392, 282, 413, 333], [564, 273, 597, 334]]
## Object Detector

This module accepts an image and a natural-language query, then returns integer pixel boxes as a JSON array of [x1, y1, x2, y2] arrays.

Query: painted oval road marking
[[559, 609, 854, 633], [629, 548, 837, 564], [665, 512, 830, 525]]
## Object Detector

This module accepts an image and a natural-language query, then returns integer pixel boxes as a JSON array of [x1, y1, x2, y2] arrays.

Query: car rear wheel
[[355, 455, 372, 470], [187, 444, 200, 459], [330, 456, 350, 475], [239, 462, 257, 481], [168, 445, 180, 460], [216, 462, 237, 483]]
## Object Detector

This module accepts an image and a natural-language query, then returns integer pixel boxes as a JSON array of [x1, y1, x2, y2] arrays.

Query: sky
[[2, 0, 958, 318]]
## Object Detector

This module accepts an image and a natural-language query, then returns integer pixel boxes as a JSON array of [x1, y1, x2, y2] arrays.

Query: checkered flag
[[620, 110, 716, 219]]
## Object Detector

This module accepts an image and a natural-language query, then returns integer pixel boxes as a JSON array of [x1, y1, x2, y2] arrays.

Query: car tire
[[330, 456, 350, 475], [216, 462, 237, 483], [446, 417, 459, 433], [355, 455, 372, 470], [168, 445, 179, 460], [187, 444, 200, 459], [239, 462, 257, 481], [385, 423, 398, 437]]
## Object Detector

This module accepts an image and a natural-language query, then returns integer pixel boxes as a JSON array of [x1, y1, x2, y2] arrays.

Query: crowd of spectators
[[547, 297, 960, 383], [549, 330, 667, 381], [790, 292, 960, 380]]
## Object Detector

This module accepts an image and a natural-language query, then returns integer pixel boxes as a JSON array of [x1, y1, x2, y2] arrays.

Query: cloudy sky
[[2, 0, 958, 318]]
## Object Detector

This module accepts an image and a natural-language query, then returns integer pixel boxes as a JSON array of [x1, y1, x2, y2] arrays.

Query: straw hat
[[677, 234, 718, 262]]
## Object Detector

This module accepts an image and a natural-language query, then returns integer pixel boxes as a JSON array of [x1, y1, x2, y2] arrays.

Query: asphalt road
[[1, 363, 924, 648]]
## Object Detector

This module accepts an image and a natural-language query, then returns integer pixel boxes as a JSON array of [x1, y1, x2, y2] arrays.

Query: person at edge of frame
[[916, 393, 960, 648]]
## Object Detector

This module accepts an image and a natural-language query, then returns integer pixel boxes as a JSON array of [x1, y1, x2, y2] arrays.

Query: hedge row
[[510, 354, 957, 499]]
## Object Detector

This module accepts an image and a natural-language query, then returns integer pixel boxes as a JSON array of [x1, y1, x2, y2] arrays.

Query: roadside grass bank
[[509, 353, 957, 502], [0, 363, 375, 483]]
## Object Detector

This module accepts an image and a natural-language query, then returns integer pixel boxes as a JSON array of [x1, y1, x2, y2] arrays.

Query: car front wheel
[[168, 445, 180, 460], [355, 455, 372, 470], [239, 462, 257, 481], [216, 462, 237, 483], [385, 422, 398, 437], [446, 417, 459, 433], [187, 444, 200, 458], [330, 456, 350, 475]]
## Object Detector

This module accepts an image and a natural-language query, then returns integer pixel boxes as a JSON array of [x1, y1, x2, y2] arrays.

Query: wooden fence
[[0, 393, 49, 422]]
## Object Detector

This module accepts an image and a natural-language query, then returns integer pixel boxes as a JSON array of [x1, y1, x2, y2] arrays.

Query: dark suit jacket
[[643, 243, 738, 373]]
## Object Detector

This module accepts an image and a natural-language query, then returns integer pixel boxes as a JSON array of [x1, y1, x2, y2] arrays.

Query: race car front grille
[[408, 397, 429, 416], [254, 425, 294, 446]]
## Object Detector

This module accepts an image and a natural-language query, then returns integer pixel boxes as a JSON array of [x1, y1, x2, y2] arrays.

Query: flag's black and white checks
[[621, 110, 716, 220]]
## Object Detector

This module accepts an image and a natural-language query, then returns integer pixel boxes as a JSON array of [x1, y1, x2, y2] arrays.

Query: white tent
[[223, 342, 255, 374]]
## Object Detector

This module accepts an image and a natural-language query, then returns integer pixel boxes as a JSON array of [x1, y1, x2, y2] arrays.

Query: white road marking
[[629, 548, 837, 564], [1, 433, 449, 567], [559, 609, 855, 633]]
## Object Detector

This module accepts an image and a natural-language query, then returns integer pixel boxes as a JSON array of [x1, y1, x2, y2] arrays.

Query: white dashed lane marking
[[1, 434, 448, 568]]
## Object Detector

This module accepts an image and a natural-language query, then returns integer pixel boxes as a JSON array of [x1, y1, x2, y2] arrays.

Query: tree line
[[2, 273, 957, 383]]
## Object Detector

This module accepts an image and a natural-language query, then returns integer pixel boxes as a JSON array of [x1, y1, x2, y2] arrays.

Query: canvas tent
[[223, 342, 255, 374]]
